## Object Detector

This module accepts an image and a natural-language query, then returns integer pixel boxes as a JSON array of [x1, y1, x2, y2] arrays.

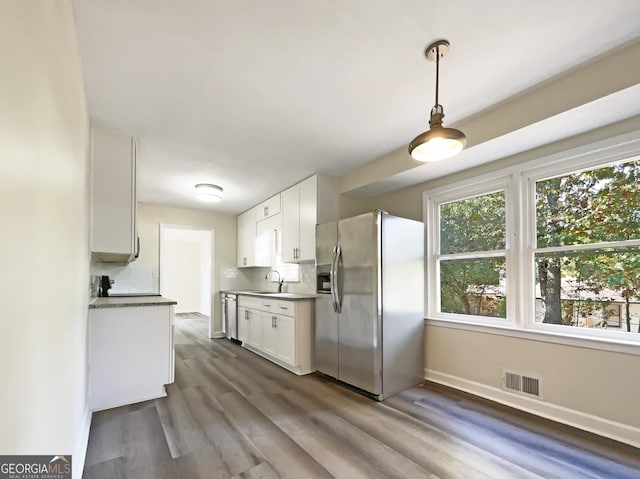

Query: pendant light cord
[[435, 45, 440, 108]]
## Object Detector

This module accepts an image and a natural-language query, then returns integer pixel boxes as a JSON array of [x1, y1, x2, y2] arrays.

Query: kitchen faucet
[[265, 269, 284, 293]]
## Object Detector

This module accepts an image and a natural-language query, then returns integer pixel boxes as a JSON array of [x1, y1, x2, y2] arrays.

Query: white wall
[[352, 116, 640, 446], [161, 227, 212, 315], [0, 1, 91, 475], [132, 203, 253, 333]]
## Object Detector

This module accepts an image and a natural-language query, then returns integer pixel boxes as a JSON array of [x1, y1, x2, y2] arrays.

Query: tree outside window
[[535, 159, 640, 333], [439, 191, 507, 318]]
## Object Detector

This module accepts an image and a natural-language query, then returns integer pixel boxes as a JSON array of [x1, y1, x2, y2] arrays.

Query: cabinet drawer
[[260, 299, 277, 311], [239, 296, 261, 308], [274, 300, 296, 316]]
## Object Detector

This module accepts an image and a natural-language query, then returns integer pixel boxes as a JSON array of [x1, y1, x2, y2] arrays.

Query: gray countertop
[[225, 291, 316, 300], [89, 296, 178, 309]]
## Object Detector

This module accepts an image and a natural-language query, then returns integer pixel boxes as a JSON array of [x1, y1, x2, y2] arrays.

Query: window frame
[[425, 175, 516, 326], [523, 152, 640, 342], [423, 129, 640, 348]]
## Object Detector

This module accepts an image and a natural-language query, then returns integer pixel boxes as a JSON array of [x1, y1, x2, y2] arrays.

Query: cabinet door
[[237, 307, 249, 343], [261, 312, 277, 356], [298, 176, 317, 262], [89, 306, 171, 410], [237, 208, 256, 267], [274, 314, 296, 366], [281, 185, 300, 263], [91, 125, 136, 258], [255, 214, 281, 267], [248, 308, 263, 348], [258, 194, 281, 220]]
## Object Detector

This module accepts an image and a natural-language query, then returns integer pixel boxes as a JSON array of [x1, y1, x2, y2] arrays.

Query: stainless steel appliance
[[222, 293, 238, 342], [315, 210, 424, 400]]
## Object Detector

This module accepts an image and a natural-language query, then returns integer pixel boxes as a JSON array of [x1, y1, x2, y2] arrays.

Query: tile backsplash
[[90, 259, 316, 297], [91, 261, 158, 295], [244, 262, 316, 294]]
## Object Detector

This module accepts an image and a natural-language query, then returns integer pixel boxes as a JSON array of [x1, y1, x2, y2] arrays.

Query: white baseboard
[[73, 406, 92, 479], [210, 331, 225, 339], [425, 369, 640, 449]]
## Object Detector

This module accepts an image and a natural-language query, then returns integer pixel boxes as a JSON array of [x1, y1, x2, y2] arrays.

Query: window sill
[[424, 317, 640, 356]]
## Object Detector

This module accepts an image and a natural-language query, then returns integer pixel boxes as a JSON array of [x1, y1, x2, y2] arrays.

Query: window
[[429, 185, 510, 322], [424, 133, 640, 345], [533, 158, 640, 335]]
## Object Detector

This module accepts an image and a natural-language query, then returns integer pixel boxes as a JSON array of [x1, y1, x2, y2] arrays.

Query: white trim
[[426, 178, 512, 322], [522, 139, 640, 184], [210, 331, 226, 339], [425, 318, 640, 356], [73, 406, 92, 479], [425, 369, 640, 448], [423, 128, 640, 344], [533, 239, 640, 254], [437, 249, 507, 260]]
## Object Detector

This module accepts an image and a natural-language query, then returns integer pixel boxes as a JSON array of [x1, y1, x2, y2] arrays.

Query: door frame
[[159, 224, 215, 338]]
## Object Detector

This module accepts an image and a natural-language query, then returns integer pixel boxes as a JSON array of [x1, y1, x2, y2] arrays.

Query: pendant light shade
[[409, 40, 466, 162], [195, 183, 223, 202]]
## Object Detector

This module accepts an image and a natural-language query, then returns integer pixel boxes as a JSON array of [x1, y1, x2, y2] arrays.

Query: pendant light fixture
[[195, 183, 223, 202], [409, 40, 466, 162]]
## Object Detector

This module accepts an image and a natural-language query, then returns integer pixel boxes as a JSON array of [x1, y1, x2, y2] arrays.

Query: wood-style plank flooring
[[83, 312, 640, 479]]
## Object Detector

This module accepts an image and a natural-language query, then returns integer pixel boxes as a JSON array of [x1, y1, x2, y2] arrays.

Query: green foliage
[[536, 159, 640, 330], [537, 160, 640, 247], [440, 192, 505, 254], [439, 192, 506, 318]]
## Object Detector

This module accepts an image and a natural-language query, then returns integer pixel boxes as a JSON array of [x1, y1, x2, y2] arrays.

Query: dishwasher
[[222, 293, 239, 343]]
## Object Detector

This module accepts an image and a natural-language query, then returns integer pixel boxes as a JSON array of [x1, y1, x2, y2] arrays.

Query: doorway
[[159, 224, 214, 337]]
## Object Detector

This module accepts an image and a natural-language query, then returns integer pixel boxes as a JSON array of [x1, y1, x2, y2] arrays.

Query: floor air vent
[[502, 370, 542, 399]]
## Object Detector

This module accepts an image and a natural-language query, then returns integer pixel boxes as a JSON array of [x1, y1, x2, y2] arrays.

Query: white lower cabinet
[[238, 306, 249, 343], [274, 313, 295, 365], [238, 304, 262, 348], [89, 304, 174, 411], [237, 295, 314, 375], [261, 312, 278, 356], [260, 312, 295, 364], [247, 308, 263, 349]]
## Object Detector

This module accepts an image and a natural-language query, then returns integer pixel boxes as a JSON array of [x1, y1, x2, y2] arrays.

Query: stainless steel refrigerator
[[315, 210, 424, 400]]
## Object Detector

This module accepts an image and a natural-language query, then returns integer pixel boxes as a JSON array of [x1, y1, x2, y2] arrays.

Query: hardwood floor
[[83, 313, 640, 479]]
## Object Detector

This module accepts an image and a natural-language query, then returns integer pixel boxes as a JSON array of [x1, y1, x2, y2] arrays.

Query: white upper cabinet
[[281, 185, 301, 263], [256, 213, 282, 267], [236, 175, 336, 267], [282, 175, 337, 263], [237, 207, 256, 267], [256, 194, 281, 221], [91, 125, 138, 263], [238, 207, 274, 268]]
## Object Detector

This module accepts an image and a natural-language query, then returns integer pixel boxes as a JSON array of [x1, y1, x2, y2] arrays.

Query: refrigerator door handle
[[334, 245, 342, 313], [330, 246, 338, 313]]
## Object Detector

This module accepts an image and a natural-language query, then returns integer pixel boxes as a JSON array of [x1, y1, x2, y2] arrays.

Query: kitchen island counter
[[89, 297, 176, 410], [89, 295, 177, 309]]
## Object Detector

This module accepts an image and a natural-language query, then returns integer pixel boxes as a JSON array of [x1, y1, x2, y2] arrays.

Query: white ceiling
[[73, 0, 640, 215]]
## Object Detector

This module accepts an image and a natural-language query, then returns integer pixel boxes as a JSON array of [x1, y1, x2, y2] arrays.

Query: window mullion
[[437, 250, 507, 261], [534, 239, 640, 255]]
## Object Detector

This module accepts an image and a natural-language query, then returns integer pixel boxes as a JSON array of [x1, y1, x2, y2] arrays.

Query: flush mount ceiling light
[[195, 183, 223, 202], [409, 39, 466, 162]]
